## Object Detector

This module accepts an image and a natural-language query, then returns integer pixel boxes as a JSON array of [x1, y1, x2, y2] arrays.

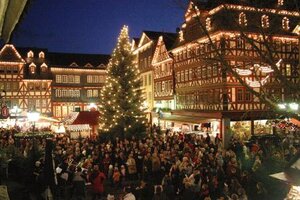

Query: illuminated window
[[27, 51, 34, 58], [179, 30, 184, 42], [206, 17, 212, 31], [41, 63, 47, 72], [239, 12, 247, 27], [29, 63, 36, 74], [56, 75, 62, 83], [286, 64, 291, 76], [39, 51, 45, 59], [282, 17, 290, 30], [278, 0, 284, 6], [261, 15, 269, 28], [87, 89, 99, 97], [237, 88, 243, 102]]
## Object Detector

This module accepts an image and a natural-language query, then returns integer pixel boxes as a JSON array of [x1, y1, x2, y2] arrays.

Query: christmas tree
[[99, 26, 146, 138]]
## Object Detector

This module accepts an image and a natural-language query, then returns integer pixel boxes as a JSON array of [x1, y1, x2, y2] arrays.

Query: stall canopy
[[0, 0, 29, 42], [270, 153, 300, 186], [63, 111, 100, 132]]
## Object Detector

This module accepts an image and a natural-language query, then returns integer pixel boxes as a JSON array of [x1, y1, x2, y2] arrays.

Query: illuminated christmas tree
[[99, 25, 146, 138]]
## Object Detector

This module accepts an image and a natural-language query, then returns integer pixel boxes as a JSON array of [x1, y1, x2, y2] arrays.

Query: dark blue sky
[[11, 0, 187, 54]]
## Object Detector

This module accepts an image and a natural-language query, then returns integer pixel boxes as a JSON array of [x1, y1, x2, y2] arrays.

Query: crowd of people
[[0, 125, 299, 200]]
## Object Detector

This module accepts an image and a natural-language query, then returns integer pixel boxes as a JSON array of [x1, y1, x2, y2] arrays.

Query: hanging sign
[[1, 105, 9, 118]]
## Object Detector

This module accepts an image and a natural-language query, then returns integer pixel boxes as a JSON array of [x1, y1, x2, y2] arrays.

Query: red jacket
[[92, 172, 106, 193]]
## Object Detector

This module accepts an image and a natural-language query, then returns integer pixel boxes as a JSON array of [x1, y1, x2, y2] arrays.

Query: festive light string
[[234, 59, 282, 88]]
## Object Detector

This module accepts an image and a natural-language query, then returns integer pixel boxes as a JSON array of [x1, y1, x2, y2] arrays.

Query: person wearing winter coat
[[72, 167, 86, 200], [127, 153, 137, 180], [90, 165, 106, 200]]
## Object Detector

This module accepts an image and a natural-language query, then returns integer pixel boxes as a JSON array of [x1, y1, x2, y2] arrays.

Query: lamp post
[[27, 109, 40, 135], [10, 105, 21, 126]]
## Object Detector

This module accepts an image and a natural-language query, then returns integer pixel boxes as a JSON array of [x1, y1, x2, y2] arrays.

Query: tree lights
[[99, 26, 146, 137]]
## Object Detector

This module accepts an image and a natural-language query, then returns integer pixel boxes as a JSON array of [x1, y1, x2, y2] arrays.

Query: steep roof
[[144, 31, 176, 42], [72, 111, 100, 126], [0, 44, 25, 63], [47, 52, 110, 68]]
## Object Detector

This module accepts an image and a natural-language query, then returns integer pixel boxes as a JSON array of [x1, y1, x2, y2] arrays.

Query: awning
[[0, 0, 29, 42], [65, 124, 90, 132], [160, 114, 218, 124]]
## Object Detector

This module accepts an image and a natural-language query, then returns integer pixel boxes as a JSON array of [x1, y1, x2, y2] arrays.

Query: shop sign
[[1, 106, 9, 118]]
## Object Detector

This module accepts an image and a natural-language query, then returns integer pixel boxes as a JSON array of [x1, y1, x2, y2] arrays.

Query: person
[[123, 186, 136, 200], [127, 153, 137, 180], [152, 185, 167, 200], [72, 167, 86, 200], [90, 165, 106, 200]]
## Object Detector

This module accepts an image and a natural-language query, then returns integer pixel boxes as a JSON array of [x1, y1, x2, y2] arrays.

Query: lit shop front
[[152, 112, 221, 136]]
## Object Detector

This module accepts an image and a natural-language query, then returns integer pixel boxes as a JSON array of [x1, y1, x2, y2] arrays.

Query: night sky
[[11, 0, 187, 54]]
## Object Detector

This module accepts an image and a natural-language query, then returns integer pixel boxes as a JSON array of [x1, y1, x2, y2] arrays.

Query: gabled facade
[[167, 0, 299, 144], [0, 44, 110, 119], [152, 34, 177, 117], [133, 31, 177, 125]]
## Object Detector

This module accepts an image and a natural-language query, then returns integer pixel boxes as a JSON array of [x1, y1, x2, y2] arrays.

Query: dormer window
[[41, 63, 48, 72], [282, 17, 290, 30], [239, 12, 247, 27], [261, 15, 270, 28], [39, 51, 45, 59], [29, 63, 36, 74], [278, 0, 284, 6], [27, 51, 34, 58], [179, 30, 184, 42], [206, 17, 212, 31]]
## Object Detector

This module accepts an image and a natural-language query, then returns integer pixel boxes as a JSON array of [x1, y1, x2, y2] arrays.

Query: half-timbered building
[[168, 0, 299, 144], [133, 31, 176, 124], [0, 44, 109, 120]]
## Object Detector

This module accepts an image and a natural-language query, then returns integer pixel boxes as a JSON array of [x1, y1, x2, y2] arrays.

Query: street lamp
[[27, 109, 40, 135], [278, 103, 299, 112], [10, 105, 21, 126]]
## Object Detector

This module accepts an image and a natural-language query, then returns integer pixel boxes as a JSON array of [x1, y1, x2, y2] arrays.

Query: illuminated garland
[[234, 60, 281, 88]]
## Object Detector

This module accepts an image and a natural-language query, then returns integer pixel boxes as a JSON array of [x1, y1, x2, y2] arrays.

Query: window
[[237, 88, 243, 102], [185, 70, 189, 81], [278, 0, 284, 6], [42, 99, 47, 108], [286, 64, 291, 76], [28, 99, 35, 110], [36, 99, 40, 108], [28, 83, 34, 91], [29, 63, 36, 74], [56, 75, 62, 83], [189, 69, 193, 80], [87, 89, 99, 97], [55, 89, 80, 98], [62, 75, 67, 83], [35, 82, 41, 91], [162, 81, 165, 91], [42, 82, 47, 90], [206, 17, 212, 31], [282, 17, 290, 30], [41, 63, 47, 72], [39, 52, 45, 59], [207, 66, 211, 78], [245, 91, 251, 101], [213, 64, 218, 76], [261, 15, 269, 28], [27, 51, 34, 58], [148, 74, 152, 85], [239, 12, 247, 27], [237, 37, 244, 48], [179, 30, 184, 42]]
